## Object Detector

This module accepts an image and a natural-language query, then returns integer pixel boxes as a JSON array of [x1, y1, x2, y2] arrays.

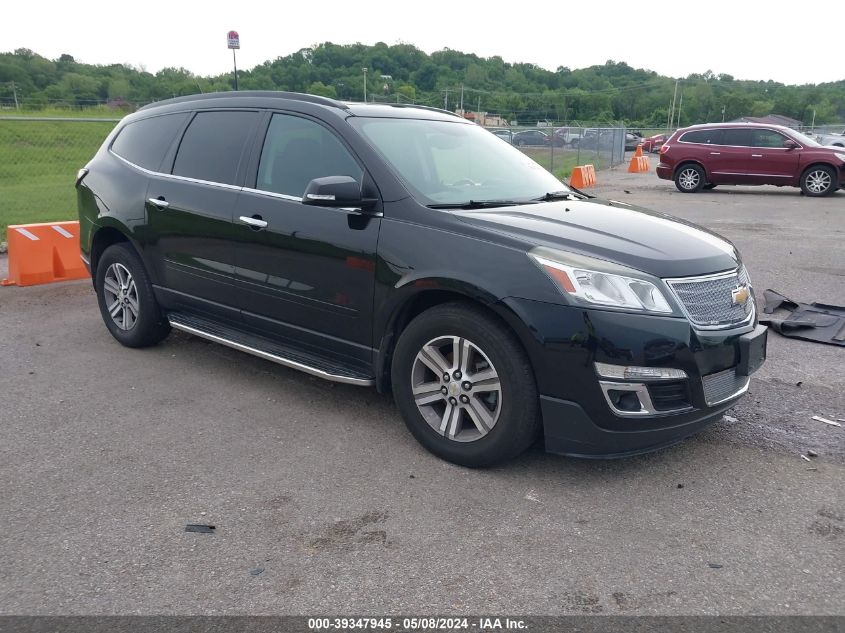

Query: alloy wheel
[[411, 335, 502, 442], [678, 168, 701, 191], [805, 169, 832, 194], [102, 263, 139, 330]]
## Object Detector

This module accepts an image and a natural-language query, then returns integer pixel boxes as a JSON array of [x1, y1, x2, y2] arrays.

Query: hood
[[454, 198, 740, 278]]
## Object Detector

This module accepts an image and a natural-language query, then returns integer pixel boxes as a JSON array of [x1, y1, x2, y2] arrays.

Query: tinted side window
[[172, 111, 259, 185], [680, 129, 723, 145], [720, 129, 751, 147], [111, 113, 188, 171], [751, 129, 789, 148], [256, 114, 363, 197]]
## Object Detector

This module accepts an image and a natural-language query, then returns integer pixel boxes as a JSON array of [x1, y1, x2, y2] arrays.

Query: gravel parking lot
[[1, 170, 843, 616]]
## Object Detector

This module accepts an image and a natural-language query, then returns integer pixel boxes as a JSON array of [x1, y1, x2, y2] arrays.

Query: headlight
[[834, 152, 845, 162], [529, 247, 673, 313]]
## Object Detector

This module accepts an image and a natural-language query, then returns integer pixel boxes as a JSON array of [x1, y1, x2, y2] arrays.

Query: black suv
[[77, 91, 767, 466]]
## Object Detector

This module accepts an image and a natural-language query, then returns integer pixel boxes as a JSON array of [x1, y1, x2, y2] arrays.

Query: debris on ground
[[708, 563, 723, 569], [723, 415, 738, 423], [801, 455, 812, 462], [761, 290, 845, 346], [807, 450, 818, 458], [812, 416, 842, 427], [677, 484, 684, 489], [250, 566, 265, 576], [185, 524, 216, 533]]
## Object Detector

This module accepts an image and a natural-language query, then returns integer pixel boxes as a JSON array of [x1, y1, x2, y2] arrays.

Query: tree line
[[1, 42, 843, 126]]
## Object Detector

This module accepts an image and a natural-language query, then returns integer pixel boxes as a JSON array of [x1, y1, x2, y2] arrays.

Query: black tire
[[674, 163, 705, 193], [391, 302, 540, 467], [95, 242, 171, 348], [800, 165, 836, 197], [703, 183, 717, 190], [516, 139, 525, 147]]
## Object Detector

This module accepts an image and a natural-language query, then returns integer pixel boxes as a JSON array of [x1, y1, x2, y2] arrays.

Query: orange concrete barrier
[[569, 164, 597, 189], [1, 221, 90, 287], [627, 144, 650, 173]]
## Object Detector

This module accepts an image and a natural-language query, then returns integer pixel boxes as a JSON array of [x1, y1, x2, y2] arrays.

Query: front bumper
[[502, 298, 766, 457]]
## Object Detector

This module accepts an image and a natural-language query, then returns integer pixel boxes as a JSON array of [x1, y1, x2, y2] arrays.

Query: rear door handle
[[710, 152, 721, 155], [751, 154, 763, 158], [147, 197, 169, 209], [239, 215, 268, 229]]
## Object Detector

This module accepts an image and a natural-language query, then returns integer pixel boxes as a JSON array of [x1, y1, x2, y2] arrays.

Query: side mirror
[[784, 139, 799, 150], [302, 176, 376, 209]]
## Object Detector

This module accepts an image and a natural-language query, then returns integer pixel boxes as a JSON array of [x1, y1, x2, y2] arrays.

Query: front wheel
[[703, 183, 717, 190], [95, 242, 171, 348], [391, 303, 540, 467], [675, 164, 705, 193], [800, 165, 836, 197]]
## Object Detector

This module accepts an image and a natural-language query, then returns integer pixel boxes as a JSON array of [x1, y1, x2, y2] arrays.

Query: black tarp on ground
[[760, 289, 845, 346]]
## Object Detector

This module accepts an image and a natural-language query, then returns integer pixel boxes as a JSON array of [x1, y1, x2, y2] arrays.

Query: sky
[[6, 1, 843, 86]]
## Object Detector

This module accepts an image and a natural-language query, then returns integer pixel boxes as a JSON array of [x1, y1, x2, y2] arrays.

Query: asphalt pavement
[[0, 170, 843, 615]]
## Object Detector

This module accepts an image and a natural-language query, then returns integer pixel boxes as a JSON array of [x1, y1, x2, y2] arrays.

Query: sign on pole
[[227, 31, 240, 49]]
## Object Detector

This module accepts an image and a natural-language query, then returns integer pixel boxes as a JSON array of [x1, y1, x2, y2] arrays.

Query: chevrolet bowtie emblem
[[731, 285, 750, 306]]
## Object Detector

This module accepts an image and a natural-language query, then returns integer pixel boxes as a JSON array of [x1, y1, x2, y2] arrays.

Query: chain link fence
[[0, 116, 119, 243], [483, 125, 631, 181]]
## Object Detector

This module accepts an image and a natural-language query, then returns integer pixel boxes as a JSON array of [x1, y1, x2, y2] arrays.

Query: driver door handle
[[147, 197, 169, 209], [239, 215, 268, 229]]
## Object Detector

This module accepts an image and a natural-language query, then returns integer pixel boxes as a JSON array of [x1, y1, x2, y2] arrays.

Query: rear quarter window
[[110, 113, 189, 171], [679, 129, 724, 145], [172, 110, 259, 186]]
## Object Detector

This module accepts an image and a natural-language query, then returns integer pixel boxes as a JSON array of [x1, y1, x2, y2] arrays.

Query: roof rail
[[378, 102, 462, 119], [138, 90, 348, 112]]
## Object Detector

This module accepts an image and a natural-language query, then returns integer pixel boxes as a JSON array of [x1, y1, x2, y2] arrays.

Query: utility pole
[[722, 105, 726, 122], [677, 91, 683, 128], [11, 81, 19, 110], [477, 95, 481, 122], [444, 88, 449, 110], [669, 78, 679, 129], [362, 68, 368, 102], [460, 84, 464, 113]]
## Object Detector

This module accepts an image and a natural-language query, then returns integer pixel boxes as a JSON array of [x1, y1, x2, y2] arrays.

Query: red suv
[[657, 123, 845, 196]]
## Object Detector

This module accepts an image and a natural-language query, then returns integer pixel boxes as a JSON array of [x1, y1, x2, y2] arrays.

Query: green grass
[[519, 147, 607, 182], [0, 119, 117, 242]]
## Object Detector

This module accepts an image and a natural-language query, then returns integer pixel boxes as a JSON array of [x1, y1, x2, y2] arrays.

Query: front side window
[[172, 111, 259, 185], [348, 117, 567, 205], [751, 129, 789, 148], [256, 114, 363, 197], [111, 113, 189, 171]]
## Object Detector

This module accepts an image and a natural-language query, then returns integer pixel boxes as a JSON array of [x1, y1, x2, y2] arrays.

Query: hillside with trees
[[1, 42, 842, 126]]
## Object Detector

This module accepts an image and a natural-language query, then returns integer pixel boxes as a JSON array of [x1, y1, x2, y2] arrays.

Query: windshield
[[348, 117, 569, 206], [790, 130, 821, 147]]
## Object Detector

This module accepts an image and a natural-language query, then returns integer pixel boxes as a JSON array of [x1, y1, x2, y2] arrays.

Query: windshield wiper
[[533, 190, 583, 202], [427, 199, 531, 210]]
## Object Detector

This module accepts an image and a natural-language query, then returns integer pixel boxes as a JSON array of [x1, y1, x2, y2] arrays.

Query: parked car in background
[[76, 91, 767, 466], [625, 132, 643, 152], [511, 129, 549, 147], [816, 129, 845, 147], [641, 133, 669, 153], [489, 128, 513, 144], [551, 128, 582, 147], [657, 122, 845, 196]]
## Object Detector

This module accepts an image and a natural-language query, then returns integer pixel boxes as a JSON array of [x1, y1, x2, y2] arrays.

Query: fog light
[[595, 362, 687, 381], [607, 389, 642, 412]]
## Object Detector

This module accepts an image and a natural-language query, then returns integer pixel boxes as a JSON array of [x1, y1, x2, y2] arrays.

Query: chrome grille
[[702, 368, 750, 406], [666, 267, 753, 328]]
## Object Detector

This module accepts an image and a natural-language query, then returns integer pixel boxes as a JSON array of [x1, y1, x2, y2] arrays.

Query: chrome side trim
[[110, 150, 243, 191], [241, 187, 301, 202], [168, 319, 375, 387]]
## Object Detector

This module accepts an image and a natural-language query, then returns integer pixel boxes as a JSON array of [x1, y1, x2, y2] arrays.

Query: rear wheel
[[675, 164, 705, 193], [800, 165, 836, 197], [95, 243, 171, 348], [391, 302, 540, 467]]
